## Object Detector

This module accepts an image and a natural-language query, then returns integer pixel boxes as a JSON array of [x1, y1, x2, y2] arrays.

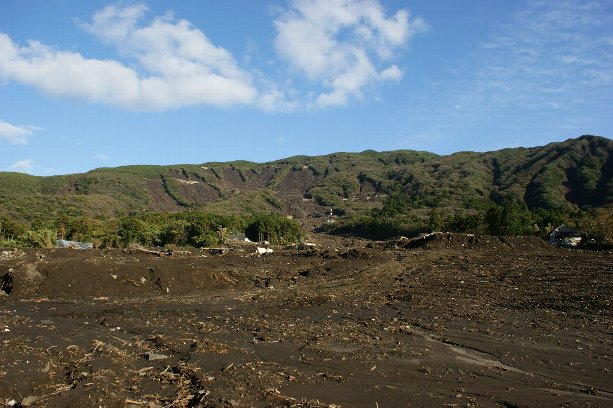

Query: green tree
[[118, 217, 158, 246], [159, 218, 190, 246], [375, 193, 410, 217], [577, 208, 613, 243], [428, 209, 445, 232], [446, 212, 484, 234], [0, 216, 27, 239], [485, 202, 535, 236], [532, 208, 569, 233], [245, 215, 303, 244], [21, 228, 55, 248]]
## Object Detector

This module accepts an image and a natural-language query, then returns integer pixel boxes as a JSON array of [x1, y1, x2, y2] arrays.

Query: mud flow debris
[[0, 234, 612, 407]]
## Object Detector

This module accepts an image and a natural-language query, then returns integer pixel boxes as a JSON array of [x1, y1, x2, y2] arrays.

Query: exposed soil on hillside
[[0, 234, 612, 407]]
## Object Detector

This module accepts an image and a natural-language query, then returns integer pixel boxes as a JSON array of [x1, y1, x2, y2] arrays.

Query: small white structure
[[256, 247, 273, 256], [227, 233, 252, 243]]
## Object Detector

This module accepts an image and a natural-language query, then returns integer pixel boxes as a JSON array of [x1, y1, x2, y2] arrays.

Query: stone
[[144, 352, 169, 361], [21, 396, 37, 406]]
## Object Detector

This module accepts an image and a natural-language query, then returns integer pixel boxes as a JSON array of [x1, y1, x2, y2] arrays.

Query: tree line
[[1, 198, 611, 248], [0, 212, 303, 249], [325, 193, 613, 243]]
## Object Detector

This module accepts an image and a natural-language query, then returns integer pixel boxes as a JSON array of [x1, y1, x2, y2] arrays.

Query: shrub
[[21, 228, 55, 248], [577, 207, 613, 243]]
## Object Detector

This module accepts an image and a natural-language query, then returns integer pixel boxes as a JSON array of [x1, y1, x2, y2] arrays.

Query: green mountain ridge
[[1, 135, 611, 222]]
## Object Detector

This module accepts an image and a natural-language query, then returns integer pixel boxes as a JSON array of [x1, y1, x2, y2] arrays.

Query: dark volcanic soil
[[0, 234, 612, 408]]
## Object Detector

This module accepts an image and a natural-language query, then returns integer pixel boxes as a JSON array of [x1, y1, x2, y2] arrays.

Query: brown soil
[[146, 179, 184, 212], [273, 168, 316, 196], [0, 235, 612, 407]]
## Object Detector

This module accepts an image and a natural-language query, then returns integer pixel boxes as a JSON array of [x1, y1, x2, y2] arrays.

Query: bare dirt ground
[[0, 233, 612, 408]]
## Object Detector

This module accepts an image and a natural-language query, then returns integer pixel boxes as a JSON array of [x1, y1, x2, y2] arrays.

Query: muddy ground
[[0, 233, 611, 407]]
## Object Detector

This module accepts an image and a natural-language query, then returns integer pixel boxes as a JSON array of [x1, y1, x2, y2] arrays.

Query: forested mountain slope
[[0, 135, 610, 222]]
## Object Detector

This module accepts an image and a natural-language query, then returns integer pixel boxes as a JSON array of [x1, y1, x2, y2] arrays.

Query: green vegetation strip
[[0, 213, 303, 248]]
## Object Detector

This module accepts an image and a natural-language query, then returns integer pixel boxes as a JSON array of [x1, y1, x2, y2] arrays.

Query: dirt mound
[[394, 232, 554, 251], [0, 249, 254, 298]]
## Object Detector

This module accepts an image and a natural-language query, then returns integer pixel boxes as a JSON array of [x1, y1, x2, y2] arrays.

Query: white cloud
[[467, 0, 613, 111], [257, 87, 299, 112], [10, 159, 33, 173], [274, 0, 426, 108], [93, 153, 109, 161], [0, 2, 425, 112], [0, 4, 258, 111], [379, 64, 403, 81], [0, 120, 40, 144], [80, 4, 148, 44], [401, 0, 613, 152]]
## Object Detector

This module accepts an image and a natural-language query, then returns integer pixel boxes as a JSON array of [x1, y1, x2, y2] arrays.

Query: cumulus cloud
[[379, 64, 403, 81], [10, 159, 33, 173], [0, 1, 424, 111], [0, 4, 258, 111], [93, 153, 109, 161], [0, 120, 40, 144], [274, 0, 426, 108]]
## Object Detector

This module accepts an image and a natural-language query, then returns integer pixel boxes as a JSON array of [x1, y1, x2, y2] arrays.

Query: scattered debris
[[124, 244, 192, 257], [125, 245, 167, 257], [20, 396, 37, 407], [227, 233, 252, 243], [0, 237, 610, 407], [55, 240, 94, 250], [173, 178, 200, 185], [0, 249, 25, 261], [549, 225, 583, 247], [144, 352, 169, 361], [256, 247, 274, 256]]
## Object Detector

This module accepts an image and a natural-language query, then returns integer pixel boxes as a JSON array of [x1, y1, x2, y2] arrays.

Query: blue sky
[[1, 0, 611, 175]]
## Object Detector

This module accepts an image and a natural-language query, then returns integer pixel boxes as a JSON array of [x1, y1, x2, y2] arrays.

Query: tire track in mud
[[405, 323, 613, 401]]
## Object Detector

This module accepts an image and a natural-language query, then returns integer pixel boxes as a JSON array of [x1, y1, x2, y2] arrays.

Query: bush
[[21, 228, 55, 248], [263, 193, 283, 209], [577, 207, 613, 243], [309, 188, 341, 207]]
